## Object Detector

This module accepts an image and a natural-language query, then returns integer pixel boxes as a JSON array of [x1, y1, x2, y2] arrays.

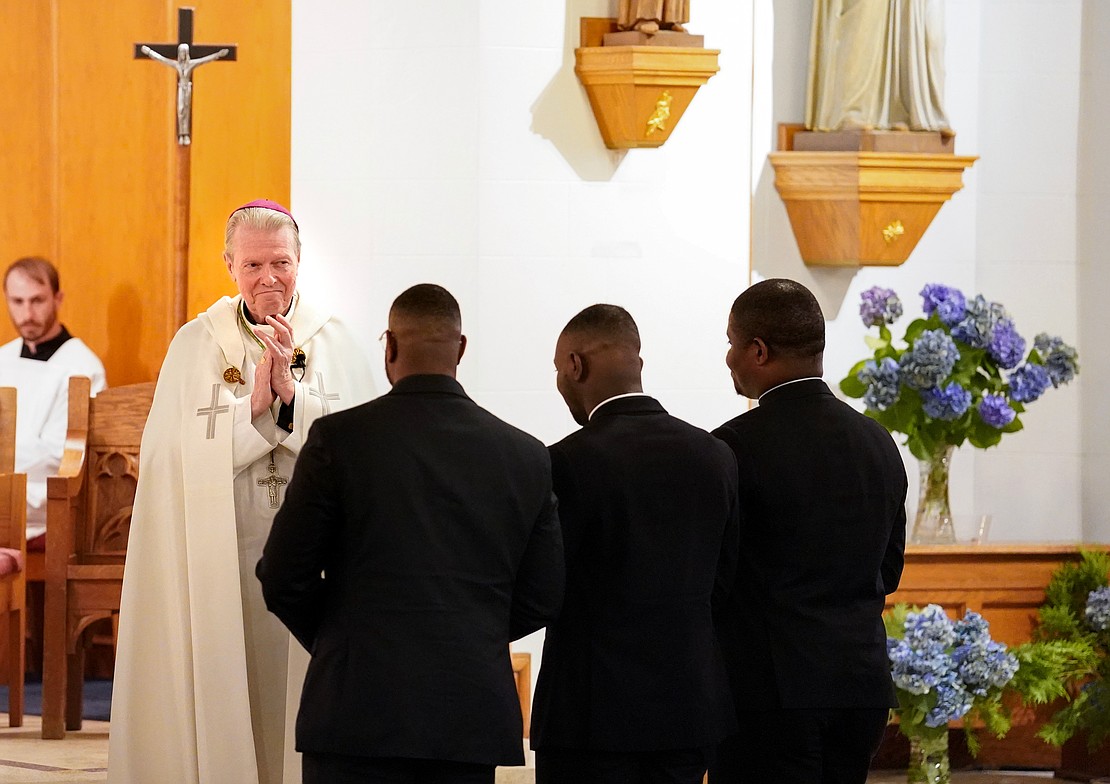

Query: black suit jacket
[[712, 379, 906, 711], [531, 395, 739, 752], [257, 374, 564, 766]]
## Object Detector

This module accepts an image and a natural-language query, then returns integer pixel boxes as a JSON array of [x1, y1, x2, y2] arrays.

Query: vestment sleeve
[[232, 395, 280, 475]]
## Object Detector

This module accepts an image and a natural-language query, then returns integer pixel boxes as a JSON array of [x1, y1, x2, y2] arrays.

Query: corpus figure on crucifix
[[140, 42, 230, 145], [109, 200, 376, 784]]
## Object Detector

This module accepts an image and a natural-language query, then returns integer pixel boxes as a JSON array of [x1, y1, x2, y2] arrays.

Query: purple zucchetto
[[229, 198, 298, 230]]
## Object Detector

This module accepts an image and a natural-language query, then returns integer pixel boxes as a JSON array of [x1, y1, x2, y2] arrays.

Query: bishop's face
[[4, 269, 62, 346], [225, 225, 300, 321]]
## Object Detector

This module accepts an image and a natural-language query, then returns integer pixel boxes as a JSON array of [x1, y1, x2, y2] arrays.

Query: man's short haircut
[[561, 304, 641, 351], [224, 206, 302, 257], [730, 279, 825, 358], [390, 283, 462, 329], [5, 257, 60, 293]]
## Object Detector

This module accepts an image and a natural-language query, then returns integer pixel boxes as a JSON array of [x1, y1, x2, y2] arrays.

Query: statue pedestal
[[575, 18, 718, 150], [793, 129, 954, 154], [770, 125, 976, 267]]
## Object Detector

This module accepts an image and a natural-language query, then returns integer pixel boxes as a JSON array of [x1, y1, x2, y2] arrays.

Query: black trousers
[[302, 753, 495, 784], [708, 708, 889, 784], [535, 746, 710, 784]]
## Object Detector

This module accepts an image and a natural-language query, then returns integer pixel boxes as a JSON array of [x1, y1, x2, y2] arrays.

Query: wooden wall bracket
[[769, 150, 978, 267], [575, 18, 718, 150]]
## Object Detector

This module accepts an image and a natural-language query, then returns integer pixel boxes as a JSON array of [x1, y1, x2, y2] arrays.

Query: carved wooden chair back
[[0, 386, 27, 726], [41, 377, 155, 738]]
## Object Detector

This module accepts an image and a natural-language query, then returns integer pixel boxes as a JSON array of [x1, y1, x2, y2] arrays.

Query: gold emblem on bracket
[[645, 91, 673, 135], [882, 220, 905, 244], [223, 367, 245, 385]]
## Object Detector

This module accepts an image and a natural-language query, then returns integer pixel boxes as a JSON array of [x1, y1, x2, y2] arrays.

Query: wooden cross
[[195, 383, 229, 440], [134, 7, 237, 327], [257, 458, 289, 509]]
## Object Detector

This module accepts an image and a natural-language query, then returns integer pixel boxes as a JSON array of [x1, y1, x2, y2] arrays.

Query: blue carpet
[[0, 679, 112, 721]]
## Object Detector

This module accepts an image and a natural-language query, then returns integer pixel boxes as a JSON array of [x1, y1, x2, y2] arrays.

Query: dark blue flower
[[1034, 333, 1080, 387], [988, 318, 1026, 370], [921, 284, 967, 328], [953, 295, 1006, 349], [899, 329, 960, 390], [858, 358, 901, 411], [1009, 363, 1052, 403], [978, 393, 1016, 428], [859, 286, 903, 327], [921, 383, 972, 421]]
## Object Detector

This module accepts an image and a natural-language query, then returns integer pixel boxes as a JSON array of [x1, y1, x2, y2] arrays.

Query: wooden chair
[[41, 377, 155, 738], [0, 386, 27, 727]]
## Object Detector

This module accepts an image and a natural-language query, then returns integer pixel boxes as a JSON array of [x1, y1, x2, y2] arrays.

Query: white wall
[[291, 0, 755, 690], [1078, 0, 1110, 540], [755, 0, 1090, 542]]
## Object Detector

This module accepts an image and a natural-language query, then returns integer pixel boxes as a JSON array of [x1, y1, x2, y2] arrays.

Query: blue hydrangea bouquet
[[841, 284, 1079, 458], [886, 603, 1093, 783], [839, 284, 1079, 543]]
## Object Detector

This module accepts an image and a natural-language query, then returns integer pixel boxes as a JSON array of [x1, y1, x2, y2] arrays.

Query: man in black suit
[[257, 283, 565, 784], [532, 304, 739, 784], [709, 279, 907, 784]]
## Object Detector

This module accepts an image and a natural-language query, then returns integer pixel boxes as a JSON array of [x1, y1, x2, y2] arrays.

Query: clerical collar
[[21, 325, 72, 362], [588, 392, 650, 421], [758, 376, 823, 401]]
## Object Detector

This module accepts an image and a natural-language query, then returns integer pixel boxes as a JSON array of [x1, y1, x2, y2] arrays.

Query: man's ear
[[457, 334, 467, 364], [752, 337, 770, 367], [384, 331, 398, 363], [569, 351, 587, 383]]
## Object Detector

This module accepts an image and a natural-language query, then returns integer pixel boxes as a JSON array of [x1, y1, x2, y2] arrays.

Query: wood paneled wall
[[0, 0, 290, 386]]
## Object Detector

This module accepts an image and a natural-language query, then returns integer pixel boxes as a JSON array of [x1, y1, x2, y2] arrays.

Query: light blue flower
[[978, 393, 1016, 429], [858, 358, 901, 411], [1034, 334, 1080, 387], [953, 295, 1006, 349], [988, 318, 1026, 370], [921, 284, 967, 328], [1086, 587, 1110, 632], [1009, 363, 1051, 403], [899, 330, 960, 390], [888, 605, 1017, 729], [921, 383, 972, 421], [860, 286, 903, 327]]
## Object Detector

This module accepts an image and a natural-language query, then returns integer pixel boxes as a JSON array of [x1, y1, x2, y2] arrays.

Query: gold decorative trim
[[882, 220, 905, 243], [645, 91, 673, 135]]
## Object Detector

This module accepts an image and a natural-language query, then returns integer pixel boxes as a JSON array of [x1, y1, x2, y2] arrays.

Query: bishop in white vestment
[[109, 201, 375, 784]]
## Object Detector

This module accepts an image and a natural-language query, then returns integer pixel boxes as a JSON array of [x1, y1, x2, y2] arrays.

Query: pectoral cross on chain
[[257, 453, 288, 509], [309, 372, 341, 415], [196, 383, 229, 440]]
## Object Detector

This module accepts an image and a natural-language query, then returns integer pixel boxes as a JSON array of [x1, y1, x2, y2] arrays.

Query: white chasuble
[[108, 294, 375, 784]]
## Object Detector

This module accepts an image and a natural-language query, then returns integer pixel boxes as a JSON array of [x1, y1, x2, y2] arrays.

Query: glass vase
[[907, 731, 951, 784], [912, 444, 957, 544]]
